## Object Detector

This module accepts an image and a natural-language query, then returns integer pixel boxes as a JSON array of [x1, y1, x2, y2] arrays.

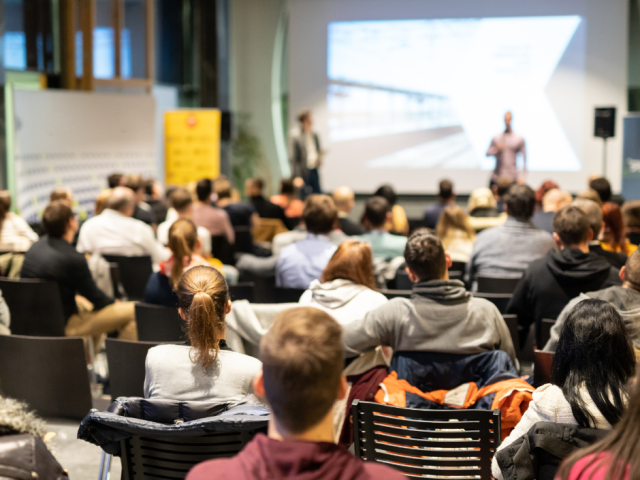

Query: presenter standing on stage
[[291, 111, 323, 197], [486, 111, 526, 185]]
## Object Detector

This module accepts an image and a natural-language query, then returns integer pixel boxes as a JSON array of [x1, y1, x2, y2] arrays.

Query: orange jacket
[[375, 372, 533, 439]]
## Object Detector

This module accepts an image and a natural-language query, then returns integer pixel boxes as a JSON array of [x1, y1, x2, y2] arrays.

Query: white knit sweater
[[491, 384, 614, 479]]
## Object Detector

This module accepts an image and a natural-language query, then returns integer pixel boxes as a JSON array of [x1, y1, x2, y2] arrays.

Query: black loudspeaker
[[221, 111, 233, 141], [594, 107, 616, 138]]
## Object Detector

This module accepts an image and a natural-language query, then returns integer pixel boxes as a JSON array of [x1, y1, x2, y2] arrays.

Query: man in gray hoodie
[[543, 249, 640, 351], [342, 230, 516, 363]]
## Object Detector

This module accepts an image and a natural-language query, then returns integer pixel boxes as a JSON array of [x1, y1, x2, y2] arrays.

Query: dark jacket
[[249, 196, 288, 225], [223, 203, 255, 227], [338, 217, 364, 236], [143, 272, 178, 308], [507, 248, 621, 346], [291, 133, 321, 180], [187, 433, 405, 480], [21, 236, 113, 320], [133, 204, 155, 226], [495, 422, 610, 480], [0, 434, 68, 480], [589, 242, 627, 269]]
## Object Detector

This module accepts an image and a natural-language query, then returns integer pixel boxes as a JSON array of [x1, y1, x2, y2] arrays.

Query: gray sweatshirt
[[543, 285, 640, 351], [342, 279, 516, 363]]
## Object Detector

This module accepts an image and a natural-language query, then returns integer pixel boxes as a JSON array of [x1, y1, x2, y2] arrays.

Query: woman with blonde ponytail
[[143, 219, 210, 307], [144, 265, 262, 402]]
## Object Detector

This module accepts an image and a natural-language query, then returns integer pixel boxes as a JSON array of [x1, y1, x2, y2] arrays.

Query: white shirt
[[305, 132, 319, 169], [0, 213, 39, 252], [77, 209, 170, 264], [157, 217, 212, 257]]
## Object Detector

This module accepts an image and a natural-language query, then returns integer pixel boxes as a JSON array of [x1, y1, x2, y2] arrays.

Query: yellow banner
[[164, 109, 221, 185]]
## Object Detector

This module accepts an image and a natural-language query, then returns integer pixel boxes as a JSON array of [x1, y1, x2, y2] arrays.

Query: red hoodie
[[186, 433, 406, 480]]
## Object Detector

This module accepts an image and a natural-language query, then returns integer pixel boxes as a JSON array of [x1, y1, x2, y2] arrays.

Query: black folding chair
[[394, 269, 412, 290], [272, 287, 306, 303], [233, 226, 254, 254], [103, 255, 153, 301], [135, 303, 185, 342], [0, 335, 92, 420], [476, 274, 521, 294], [353, 400, 501, 479], [378, 289, 412, 300], [450, 261, 467, 274], [534, 350, 555, 388], [537, 318, 556, 350], [0, 278, 66, 336], [474, 292, 513, 314], [228, 282, 255, 302], [211, 235, 235, 265]]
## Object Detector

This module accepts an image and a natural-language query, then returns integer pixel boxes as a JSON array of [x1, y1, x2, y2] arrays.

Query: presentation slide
[[288, 0, 628, 194]]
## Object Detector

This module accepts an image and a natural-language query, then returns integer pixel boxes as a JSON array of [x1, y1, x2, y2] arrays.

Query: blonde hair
[[436, 205, 476, 246], [467, 188, 497, 213], [176, 266, 229, 370], [95, 189, 112, 215], [168, 219, 199, 288]]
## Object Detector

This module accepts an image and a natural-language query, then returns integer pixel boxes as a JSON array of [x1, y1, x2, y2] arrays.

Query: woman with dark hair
[[491, 299, 636, 478], [144, 266, 261, 402], [373, 185, 409, 235], [601, 202, 638, 256], [298, 240, 387, 324]]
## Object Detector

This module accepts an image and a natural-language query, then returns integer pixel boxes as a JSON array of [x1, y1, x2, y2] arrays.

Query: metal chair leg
[[98, 450, 106, 480], [105, 453, 112, 480], [98, 451, 112, 480]]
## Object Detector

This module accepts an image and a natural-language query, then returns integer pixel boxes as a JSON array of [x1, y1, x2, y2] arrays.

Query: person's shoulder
[[221, 350, 262, 369], [147, 344, 189, 362], [362, 461, 407, 479], [532, 383, 566, 405], [185, 457, 237, 480]]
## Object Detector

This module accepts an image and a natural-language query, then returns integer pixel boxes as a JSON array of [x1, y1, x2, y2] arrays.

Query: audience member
[[422, 179, 455, 229], [590, 177, 612, 203], [21, 201, 136, 340], [145, 266, 261, 402], [357, 196, 407, 260], [107, 173, 124, 189], [545, 249, 640, 351], [557, 370, 640, 480], [193, 179, 235, 244], [145, 179, 168, 224], [577, 188, 602, 205], [467, 184, 555, 281], [186, 307, 404, 480], [215, 178, 258, 228], [245, 177, 288, 226], [466, 187, 506, 231], [299, 240, 387, 324], [573, 198, 627, 269], [0, 191, 38, 252], [94, 189, 112, 216], [531, 188, 573, 234], [77, 187, 169, 264], [158, 187, 212, 257], [374, 184, 409, 235], [123, 174, 156, 227], [507, 206, 621, 346], [492, 299, 634, 478], [332, 186, 364, 235], [534, 180, 559, 212], [436, 205, 476, 263], [601, 202, 638, 256], [276, 195, 339, 288], [622, 199, 640, 245], [49, 187, 73, 207], [493, 176, 514, 214], [270, 178, 304, 219], [144, 219, 210, 307], [343, 230, 515, 362]]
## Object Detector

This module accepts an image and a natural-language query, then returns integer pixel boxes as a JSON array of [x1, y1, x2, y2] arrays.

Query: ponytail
[[177, 265, 229, 370], [167, 219, 199, 287]]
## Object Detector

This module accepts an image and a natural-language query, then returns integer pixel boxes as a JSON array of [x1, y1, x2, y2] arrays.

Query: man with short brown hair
[[186, 307, 405, 480], [276, 195, 340, 288]]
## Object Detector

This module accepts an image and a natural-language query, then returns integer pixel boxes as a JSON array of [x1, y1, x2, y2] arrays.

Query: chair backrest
[[379, 289, 412, 300], [272, 287, 306, 303], [474, 292, 513, 314], [450, 261, 467, 274], [533, 350, 555, 388], [0, 335, 92, 420], [233, 226, 254, 254], [537, 318, 556, 350], [0, 278, 66, 336], [135, 303, 186, 342], [353, 400, 501, 480], [476, 274, 521, 294], [105, 338, 169, 400], [228, 282, 255, 302], [394, 269, 412, 290], [120, 429, 258, 479], [502, 314, 521, 362], [211, 235, 235, 265], [252, 218, 288, 243], [102, 255, 153, 302]]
